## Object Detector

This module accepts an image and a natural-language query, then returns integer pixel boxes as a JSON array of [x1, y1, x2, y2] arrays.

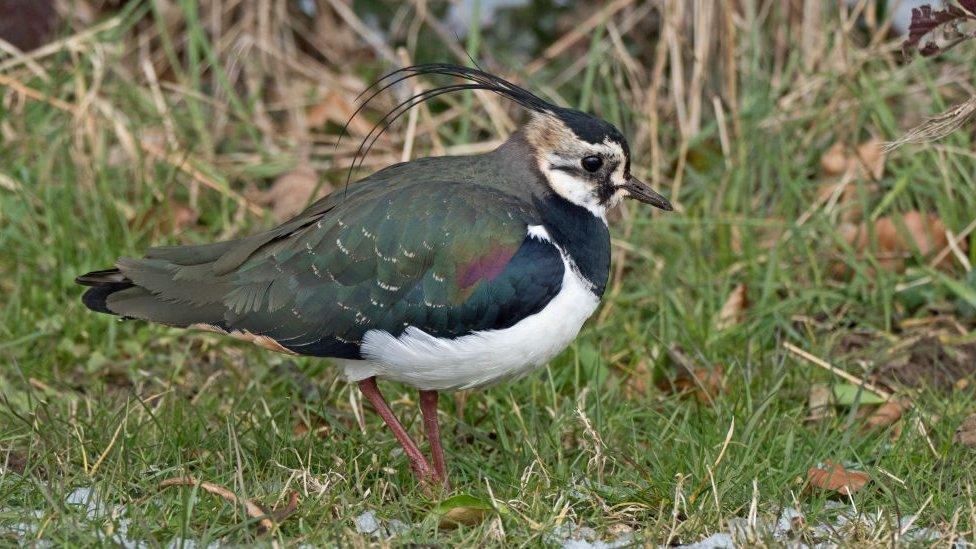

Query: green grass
[[2, 3, 976, 546]]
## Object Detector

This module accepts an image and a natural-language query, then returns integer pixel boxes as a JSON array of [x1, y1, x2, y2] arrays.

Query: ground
[[2, 1, 976, 547]]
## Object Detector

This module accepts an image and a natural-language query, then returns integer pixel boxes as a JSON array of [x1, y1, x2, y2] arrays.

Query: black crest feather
[[340, 63, 557, 187]]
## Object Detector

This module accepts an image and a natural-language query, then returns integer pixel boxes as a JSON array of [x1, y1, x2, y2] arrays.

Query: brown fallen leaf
[[130, 202, 199, 236], [806, 383, 834, 423], [875, 335, 976, 393], [815, 181, 877, 222], [435, 494, 495, 530], [307, 90, 372, 135], [862, 400, 907, 441], [820, 142, 848, 177], [157, 476, 298, 533], [439, 506, 488, 530], [817, 140, 886, 223], [268, 491, 300, 523], [807, 462, 870, 496], [819, 140, 885, 180], [716, 283, 748, 330], [622, 359, 652, 399], [293, 415, 332, 439], [657, 347, 725, 404], [855, 140, 886, 181], [954, 413, 976, 447], [262, 164, 331, 221], [864, 400, 906, 430], [3, 450, 27, 475], [833, 211, 957, 277]]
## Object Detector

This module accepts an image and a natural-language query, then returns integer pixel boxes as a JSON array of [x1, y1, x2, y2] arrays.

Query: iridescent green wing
[[218, 179, 562, 357]]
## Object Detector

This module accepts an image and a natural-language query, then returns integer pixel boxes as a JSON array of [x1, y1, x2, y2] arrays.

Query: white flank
[[339, 228, 600, 391]]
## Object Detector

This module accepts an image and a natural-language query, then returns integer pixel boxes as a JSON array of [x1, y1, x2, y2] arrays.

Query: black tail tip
[[81, 285, 120, 314], [77, 268, 132, 315]]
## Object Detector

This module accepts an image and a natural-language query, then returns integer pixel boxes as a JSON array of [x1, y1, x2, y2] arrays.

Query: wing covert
[[219, 180, 564, 358]]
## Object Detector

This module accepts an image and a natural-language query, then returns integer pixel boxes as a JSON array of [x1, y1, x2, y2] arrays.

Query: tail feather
[[104, 286, 225, 327], [76, 261, 226, 328], [75, 268, 129, 286], [81, 282, 133, 314]]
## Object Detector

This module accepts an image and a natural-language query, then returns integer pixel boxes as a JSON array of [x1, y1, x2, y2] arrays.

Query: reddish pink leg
[[419, 390, 449, 488], [358, 377, 434, 484]]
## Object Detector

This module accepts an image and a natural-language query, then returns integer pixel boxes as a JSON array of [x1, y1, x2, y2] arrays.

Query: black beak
[[623, 176, 673, 211]]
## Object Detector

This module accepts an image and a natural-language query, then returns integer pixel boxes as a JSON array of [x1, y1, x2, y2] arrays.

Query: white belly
[[338, 246, 600, 391]]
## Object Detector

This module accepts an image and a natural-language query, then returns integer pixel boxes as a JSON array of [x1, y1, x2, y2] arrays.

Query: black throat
[[534, 193, 611, 297]]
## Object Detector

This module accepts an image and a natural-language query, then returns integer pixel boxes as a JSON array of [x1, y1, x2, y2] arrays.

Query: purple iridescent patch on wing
[[455, 246, 515, 289]]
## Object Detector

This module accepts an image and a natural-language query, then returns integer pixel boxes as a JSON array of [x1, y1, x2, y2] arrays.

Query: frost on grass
[[677, 532, 734, 549], [353, 509, 409, 538], [0, 485, 220, 549], [544, 520, 635, 549], [66, 486, 104, 519], [674, 504, 955, 548], [354, 510, 380, 534]]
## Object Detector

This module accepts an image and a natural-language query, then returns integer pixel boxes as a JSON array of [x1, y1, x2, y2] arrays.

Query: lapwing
[[76, 64, 673, 489]]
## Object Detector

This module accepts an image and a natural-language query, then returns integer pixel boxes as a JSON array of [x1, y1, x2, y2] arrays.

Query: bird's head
[[346, 63, 673, 216], [525, 108, 672, 218]]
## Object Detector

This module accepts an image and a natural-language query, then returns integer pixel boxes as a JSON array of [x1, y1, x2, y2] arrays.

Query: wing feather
[[100, 179, 565, 359]]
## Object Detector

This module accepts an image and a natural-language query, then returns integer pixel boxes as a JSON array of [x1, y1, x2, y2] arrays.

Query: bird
[[76, 64, 673, 490]]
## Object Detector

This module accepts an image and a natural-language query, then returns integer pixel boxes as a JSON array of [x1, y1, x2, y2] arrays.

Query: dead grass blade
[[783, 342, 893, 401], [715, 283, 748, 331], [156, 476, 298, 533], [884, 95, 976, 152]]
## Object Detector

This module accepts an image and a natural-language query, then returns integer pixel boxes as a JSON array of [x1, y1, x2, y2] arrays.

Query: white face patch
[[543, 167, 608, 220], [538, 138, 628, 222]]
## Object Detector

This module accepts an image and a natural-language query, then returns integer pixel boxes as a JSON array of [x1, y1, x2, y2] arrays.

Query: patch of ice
[[352, 509, 410, 538], [678, 532, 735, 549], [576, 526, 597, 541], [66, 486, 107, 520], [165, 537, 220, 549], [725, 517, 752, 540], [3, 521, 38, 537], [386, 518, 409, 535], [545, 520, 635, 548], [354, 510, 381, 534], [560, 531, 634, 549], [774, 507, 804, 539], [65, 486, 93, 505]]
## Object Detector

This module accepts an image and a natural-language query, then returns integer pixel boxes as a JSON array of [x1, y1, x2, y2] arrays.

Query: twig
[[157, 476, 297, 533], [782, 342, 892, 401], [89, 421, 124, 478]]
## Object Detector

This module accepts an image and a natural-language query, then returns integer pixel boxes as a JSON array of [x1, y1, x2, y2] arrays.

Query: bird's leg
[[419, 390, 449, 488], [357, 377, 435, 485]]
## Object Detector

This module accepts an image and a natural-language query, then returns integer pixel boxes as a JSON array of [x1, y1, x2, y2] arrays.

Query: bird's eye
[[581, 155, 603, 173]]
